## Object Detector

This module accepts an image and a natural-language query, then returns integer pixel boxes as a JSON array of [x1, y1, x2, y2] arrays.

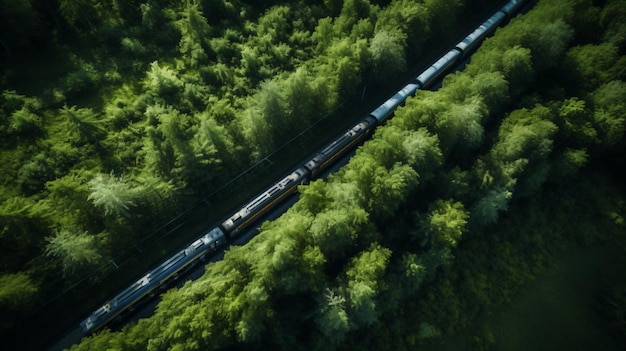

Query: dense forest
[[1, 0, 625, 350]]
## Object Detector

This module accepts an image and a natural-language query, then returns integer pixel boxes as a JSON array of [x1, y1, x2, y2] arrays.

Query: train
[[79, 0, 528, 335]]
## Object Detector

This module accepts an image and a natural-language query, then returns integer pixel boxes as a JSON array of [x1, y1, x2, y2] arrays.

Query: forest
[[0, 0, 625, 350]]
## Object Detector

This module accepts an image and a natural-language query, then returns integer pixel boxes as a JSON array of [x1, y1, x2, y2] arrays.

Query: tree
[[566, 42, 619, 91], [368, 163, 419, 218], [45, 229, 104, 276], [309, 206, 368, 262], [399, 253, 427, 296], [400, 128, 442, 178], [315, 290, 350, 346], [335, 0, 371, 34], [144, 62, 183, 104], [177, 2, 212, 68], [424, 0, 463, 36], [375, 0, 430, 58], [368, 30, 407, 87], [87, 172, 135, 217], [0, 273, 38, 311], [143, 124, 176, 180], [59, 105, 105, 145], [283, 67, 331, 125], [17, 152, 56, 195], [133, 172, 177, 213], [392, 91, 447, 133], [297, 179, 331, 214], [417, 199, 469, 250], [601, 0, 626, 48], [140, 0, 163, 30], [524, 19, 574, 72], [471, 187, 512, 227], [0, 196, 49, 270], [467, 72, 508, 115], [44, 170, 92, 227], [256, 5, 292, 44], [435, 99, 486, 155], [318, 38, 367, 99], [559, 97, 599, 145], [8, 106, 42, 135], [193, 115, 228, 167], [493, 106, 558, 165], [345, 243, 391, 326], [501, 46, 533, 97], [592, 81, 626, 146], [243, 79, 286, 156], [312, 17, 335, 53]]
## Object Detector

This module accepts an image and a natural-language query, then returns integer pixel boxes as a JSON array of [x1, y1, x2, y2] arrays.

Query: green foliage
[[1, 90, 44, 138], [566, 42, 621, 91], [0, 196, 49, 270], [345, 243, 391, 326], [417, 199, 469, 250], [501, 46, 533, 97], [176, 2, 212, 68], [8, 106, 42, 135], [309, 206, 369, 262], [45, 229, 104, 277], [335, 0, 372, 34], [243, 67, 334, 157], [87, 172, 135, 218], [60, 105, 106, 145], [470, 187, 512, 227], [376, 0, 430, 58], [368, 30, 407, 86], [591, 81, 626, 146], [0, 273, 38, 310], [424, 0, 463, 35], [144, 62, 184, 104], [316, 289, 350, 346]]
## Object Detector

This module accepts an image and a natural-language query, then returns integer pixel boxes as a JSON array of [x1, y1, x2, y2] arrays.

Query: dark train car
[[220, 168, 310, 237], [80, 227, 225, 333], [303, 115, 378, 178]]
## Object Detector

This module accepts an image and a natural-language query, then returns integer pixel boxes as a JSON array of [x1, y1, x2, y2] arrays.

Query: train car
[[220, 167, 309, 236], [415, 49, 463, 88], [500, 0, 527, 17], [303, 115, 378, 178], [370, 82, 420, 123], [80, 227, 225, 333], [455, 11, 505, 54]]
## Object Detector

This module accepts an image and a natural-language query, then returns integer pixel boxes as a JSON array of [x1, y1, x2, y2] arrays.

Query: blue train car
[[416, 49, 463, 88], [80, 227, 225, 333], [455, 11, 505, 54], [500, 0, 527, 17], [370, 83, 420, 122]]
